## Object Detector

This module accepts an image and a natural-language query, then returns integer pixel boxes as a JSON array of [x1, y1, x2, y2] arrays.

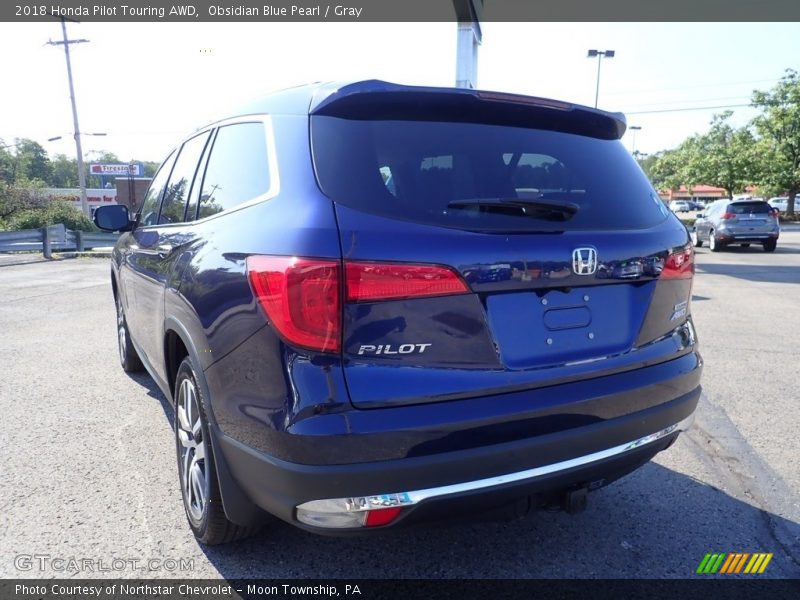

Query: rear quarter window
[[198, 122, 271, 219], [311, 116, 668, 232]]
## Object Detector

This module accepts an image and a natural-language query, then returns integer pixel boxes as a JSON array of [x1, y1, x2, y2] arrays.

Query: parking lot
[[1, 233, 799, 579]]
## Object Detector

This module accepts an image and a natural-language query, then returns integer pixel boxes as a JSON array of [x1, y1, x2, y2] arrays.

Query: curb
[[0, 256, 50, 268], [0, 251, 112, 267], [54, 251, 113, 259]]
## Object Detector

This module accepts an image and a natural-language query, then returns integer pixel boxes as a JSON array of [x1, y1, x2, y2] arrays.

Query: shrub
[[8, 200, 96, 232]]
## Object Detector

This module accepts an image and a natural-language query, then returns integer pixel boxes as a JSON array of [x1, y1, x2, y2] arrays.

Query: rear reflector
[[364, 507, 403, 527], [296, 495, 410, 529], [247, 256, 341, 353], [662, 244, 694, 280], [345, 262, 469, 303]]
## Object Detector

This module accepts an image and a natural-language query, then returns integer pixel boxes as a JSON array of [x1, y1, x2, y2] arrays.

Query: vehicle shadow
[[695, 263, 800, 284], [196, 460, 800, 579], [127, 371, 175, 424]]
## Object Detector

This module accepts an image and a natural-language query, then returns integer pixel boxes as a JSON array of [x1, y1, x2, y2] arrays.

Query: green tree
[[0, 181, 50, 224], [12, 139, 52, 184], [677, 112, 758, 198], [646, 149, 686, 193], [0, 140, 15, 183], [141, 160, 160, 178], [49, 153, 79, 188], [751, 69, 800, 215]]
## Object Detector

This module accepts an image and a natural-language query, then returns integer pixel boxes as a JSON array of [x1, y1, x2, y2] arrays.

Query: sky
[[0, 21, 798, 164]]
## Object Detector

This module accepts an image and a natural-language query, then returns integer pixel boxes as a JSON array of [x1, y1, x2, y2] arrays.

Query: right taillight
[[345, 261, 469, 303], [662, 244, 694, 280]]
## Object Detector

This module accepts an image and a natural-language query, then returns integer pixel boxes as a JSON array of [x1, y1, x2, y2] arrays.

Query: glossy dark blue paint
[[106, 80, 702, 530]]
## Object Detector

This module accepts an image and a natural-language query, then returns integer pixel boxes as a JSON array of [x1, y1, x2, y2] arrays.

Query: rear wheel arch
[[110, 270, 118, 300], [164, 328, 190, 401], [162, 321, 267, 529]]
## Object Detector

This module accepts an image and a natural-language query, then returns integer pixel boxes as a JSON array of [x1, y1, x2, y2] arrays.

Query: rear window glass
[[728, 202, 771, 214], [311, 117, 668, 232]]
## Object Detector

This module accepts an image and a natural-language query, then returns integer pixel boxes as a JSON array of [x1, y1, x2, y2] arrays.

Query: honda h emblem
[[572, 247, 598, 275]]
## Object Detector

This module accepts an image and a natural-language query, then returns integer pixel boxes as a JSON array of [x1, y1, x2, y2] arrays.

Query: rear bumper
[[214, 382, 700, 531], [717, 231, 779, 243]]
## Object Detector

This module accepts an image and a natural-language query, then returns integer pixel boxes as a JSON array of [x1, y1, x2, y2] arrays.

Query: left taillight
[[247, 257, 471, 353], [247, 256, 341, 353], [661, 244, 694, 280]]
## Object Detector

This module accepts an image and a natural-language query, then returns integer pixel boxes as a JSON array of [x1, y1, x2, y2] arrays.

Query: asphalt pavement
[[0, 239, 798, 579]]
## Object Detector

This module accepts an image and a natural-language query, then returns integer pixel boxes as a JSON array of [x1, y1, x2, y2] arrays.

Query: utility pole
[[453, 0, 483, 89], [47, 18, 90, 217]]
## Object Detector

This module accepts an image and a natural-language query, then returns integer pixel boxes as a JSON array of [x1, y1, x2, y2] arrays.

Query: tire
[[174, 357, 257, 545], [763, 239, 777, 253], [691, 229, 703, 248], [116, 292, 143, 372], [709, 230, 725, 252]]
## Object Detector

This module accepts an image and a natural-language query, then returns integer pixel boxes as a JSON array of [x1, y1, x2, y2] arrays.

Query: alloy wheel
[[116, 295, 127, 365], [176, 377, 208, 523]]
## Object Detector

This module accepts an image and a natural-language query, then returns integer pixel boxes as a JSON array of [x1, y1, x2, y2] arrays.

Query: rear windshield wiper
[[447, 198, 579, 221]]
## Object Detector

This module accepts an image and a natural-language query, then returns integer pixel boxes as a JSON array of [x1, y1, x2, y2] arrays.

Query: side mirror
[[94, 205, 132, 232], [696, 213, 705, 220]]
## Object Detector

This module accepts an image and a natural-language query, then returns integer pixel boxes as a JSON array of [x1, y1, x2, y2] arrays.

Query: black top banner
[[3, 0, 800, 22]]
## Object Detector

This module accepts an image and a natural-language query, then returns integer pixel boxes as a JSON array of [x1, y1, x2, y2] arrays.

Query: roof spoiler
[[310, 80, 627, 140]]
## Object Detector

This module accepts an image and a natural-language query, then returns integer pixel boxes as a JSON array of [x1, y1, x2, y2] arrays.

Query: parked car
[[669, 200, 703, 213], [691, 198, 780, 252], [94, 80, 702, 544], [669, 200, 692, 213], [768, 197, 790, 213]]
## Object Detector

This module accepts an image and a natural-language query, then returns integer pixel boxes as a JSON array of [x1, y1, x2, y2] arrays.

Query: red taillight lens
[[247, 257, 470, 352], [721, 212, 735, 220], [247, 256, 341, 353], [345, 262, 469, 303], [363, 507, 403, 527], [662, 245, 694, 280]]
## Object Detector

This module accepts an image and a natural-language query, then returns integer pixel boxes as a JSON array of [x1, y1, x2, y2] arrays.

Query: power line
[[626, 103, 753, 115], [605, 76, 783, 97], [625, 95, 752, 108]]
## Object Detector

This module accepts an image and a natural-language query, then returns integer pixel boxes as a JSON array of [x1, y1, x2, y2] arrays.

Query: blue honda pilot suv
[[94, 80, 702, 544]]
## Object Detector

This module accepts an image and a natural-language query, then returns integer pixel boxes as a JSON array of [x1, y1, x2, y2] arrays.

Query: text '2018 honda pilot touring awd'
[[95, 81, 702, 544]]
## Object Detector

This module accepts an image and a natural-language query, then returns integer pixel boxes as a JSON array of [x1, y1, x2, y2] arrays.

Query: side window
[[138, 152, 176, 226], [198, 122, 270, 219], [159, 131, 211, 224]]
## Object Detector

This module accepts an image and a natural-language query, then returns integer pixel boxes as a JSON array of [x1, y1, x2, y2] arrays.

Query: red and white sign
[[44, 188, 117, 205], [90, 164, 142, 176]]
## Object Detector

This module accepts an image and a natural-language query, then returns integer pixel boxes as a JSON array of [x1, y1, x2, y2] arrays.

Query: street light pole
[[629, 125, 642, 154], [47, 19, 90, 217], [587, 49, 615, 108]]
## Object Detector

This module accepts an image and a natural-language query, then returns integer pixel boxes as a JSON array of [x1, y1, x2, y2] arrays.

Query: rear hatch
[[310, 81, 694, 409], [725, 201, 777, 234]]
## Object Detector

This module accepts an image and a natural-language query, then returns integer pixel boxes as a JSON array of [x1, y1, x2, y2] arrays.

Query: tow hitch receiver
[[563, 487, 588, 514]]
